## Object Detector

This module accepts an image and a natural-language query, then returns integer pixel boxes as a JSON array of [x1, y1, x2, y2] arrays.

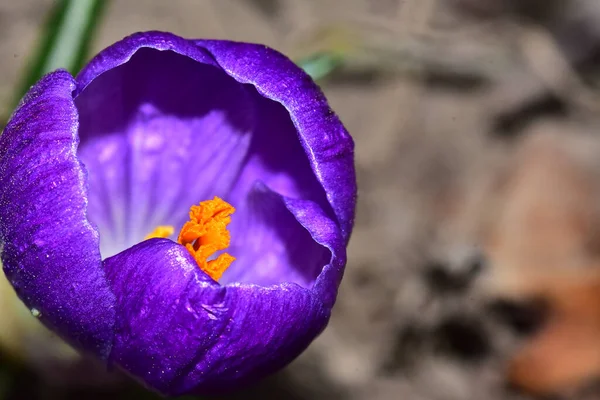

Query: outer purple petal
[[195, 39, 356, 243], [0, 71, 115, 358], [104, 239, 330, 395]]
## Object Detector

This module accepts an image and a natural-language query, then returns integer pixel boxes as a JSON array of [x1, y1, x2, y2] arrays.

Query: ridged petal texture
[[0, 71, 116, 359], [0, 31, 355, 395]]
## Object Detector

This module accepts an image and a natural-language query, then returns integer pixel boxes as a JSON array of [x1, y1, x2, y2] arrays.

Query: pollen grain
[[144, 225, 175, 240]]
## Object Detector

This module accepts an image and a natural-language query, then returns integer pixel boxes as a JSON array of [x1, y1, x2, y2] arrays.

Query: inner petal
[[74, 46, 334, 288], [75, 49, 254, 257], [223, 183, 331, 287]]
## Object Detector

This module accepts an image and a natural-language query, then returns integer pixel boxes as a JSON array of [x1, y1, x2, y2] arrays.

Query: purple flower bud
[[0, 31, 356, 396]]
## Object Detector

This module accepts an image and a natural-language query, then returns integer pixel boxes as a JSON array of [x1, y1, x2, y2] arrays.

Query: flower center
[[145, 197, 235, 281]]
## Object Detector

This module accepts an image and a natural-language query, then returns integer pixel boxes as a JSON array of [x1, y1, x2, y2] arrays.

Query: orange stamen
[[144, 225, 175, 240], [177, 197, 235, 281]]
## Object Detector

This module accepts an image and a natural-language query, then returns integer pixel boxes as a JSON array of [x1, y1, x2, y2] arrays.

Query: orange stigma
[[176, 197, 235, 281]]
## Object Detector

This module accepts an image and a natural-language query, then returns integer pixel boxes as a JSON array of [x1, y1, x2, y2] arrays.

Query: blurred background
[[3, 0, 600, 399]]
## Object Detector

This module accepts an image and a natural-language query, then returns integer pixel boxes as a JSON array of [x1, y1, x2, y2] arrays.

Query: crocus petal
[[75, 47, 254, 256], [104, 239, 330, 395], [224, 182, 332, 288], [196, 39, 356, 242], [0, 71, 115, 358]]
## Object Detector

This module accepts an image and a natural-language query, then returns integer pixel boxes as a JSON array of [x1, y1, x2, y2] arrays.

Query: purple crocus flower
[[0, 32, 355, 395]]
